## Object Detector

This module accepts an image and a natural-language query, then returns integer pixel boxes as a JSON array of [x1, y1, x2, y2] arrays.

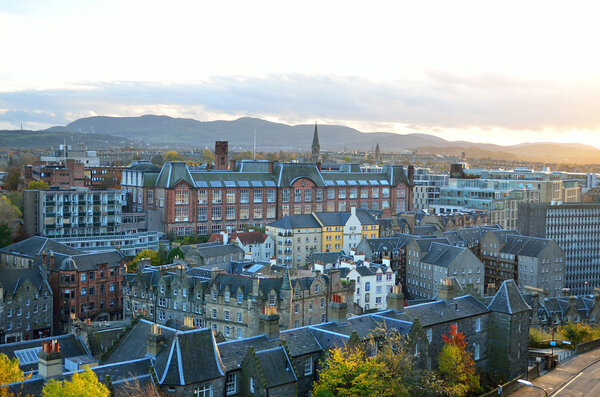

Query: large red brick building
[[122, 160, 413, 236], [46, 250, 126, 330]]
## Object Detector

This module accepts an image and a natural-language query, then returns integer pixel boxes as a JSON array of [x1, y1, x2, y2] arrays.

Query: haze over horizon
[[1, 1, 600, 148]]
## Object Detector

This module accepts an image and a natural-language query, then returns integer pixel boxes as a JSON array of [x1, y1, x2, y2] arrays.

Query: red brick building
[[23, 160, 85, 188], [122, 160, 413, 236], [84, 166, 124, 189], [46, 250, 125, 330]]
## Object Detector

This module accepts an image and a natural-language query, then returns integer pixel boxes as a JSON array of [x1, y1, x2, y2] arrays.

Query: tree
[[0, 352, 31, 397], [26, 181, 49, 190], [0, 197, 21, 243], [561, 322, 592, 347], [130, 249, 161, 272], [163, 151, 182, 162], [167, 247, 185, 262], [3, 167, 21, 191], [0, 224, 11, 248], [438, 324, 480, 397], [42, 366, 109, 397], [202, 149, 214, 165], [151, 154, 164, 167]]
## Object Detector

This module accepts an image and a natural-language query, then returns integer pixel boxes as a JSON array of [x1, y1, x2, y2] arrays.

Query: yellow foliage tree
[[41, 367, 109, 397], [0, 353, 31, 397], [26, 181, 50, 190], [163, 151, 182, 162]]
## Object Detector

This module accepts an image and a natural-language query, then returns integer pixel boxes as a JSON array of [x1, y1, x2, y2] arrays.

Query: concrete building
[[266, 214, 322, 267], [41, 145, 101, 167], [412, 167, 449, 212], [23, 159, 85, 188], [518, 202, 600, 295]]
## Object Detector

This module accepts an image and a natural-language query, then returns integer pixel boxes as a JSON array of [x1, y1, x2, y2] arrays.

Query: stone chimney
[[316, 161, 322, 171], [146, 323, 165, 357], [486, 283, 497, 297], [259, 306, 280, 339], [386, 285, 404, 313], [49, 252, 55, 268], [230, 159, 236, 171], [268, 161, 275, 174], [329, 294, 347, 325], [438, 278, 455, 303], [252, 276, 260, 301], [38, 340, 63, 379], [562, 288, 571, 297]]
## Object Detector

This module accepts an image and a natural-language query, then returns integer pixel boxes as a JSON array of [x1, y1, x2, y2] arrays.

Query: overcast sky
[[1, 0, 600, 147]]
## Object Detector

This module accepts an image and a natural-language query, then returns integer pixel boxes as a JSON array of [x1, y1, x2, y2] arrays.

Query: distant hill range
[[0, 129, 132, 150], [3, 114, 596, 163]]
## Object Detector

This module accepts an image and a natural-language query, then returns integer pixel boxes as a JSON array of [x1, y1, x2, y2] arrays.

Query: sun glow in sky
[[1, 0, 600, 147]]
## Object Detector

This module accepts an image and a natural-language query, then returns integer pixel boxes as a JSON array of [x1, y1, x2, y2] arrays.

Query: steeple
[[311, 122, 320, 162], [375, 142, 381, 163]]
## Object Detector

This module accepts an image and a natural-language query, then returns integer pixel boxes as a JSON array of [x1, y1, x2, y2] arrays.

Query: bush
[[529, 328, 553, 348]]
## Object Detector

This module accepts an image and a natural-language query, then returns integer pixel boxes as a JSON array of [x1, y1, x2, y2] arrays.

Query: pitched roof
[[487, 280, 531, 314], [155, 162, 195, 188], [51, 250, 124, 272], [500, 234, 552, 257], [233, 231, 268, 245], [274, 163, 326, 187], [254, 347, 297, 388], [218, 335, 280, 372], [155, 329, 224, 386], [0, 265, 49, 298], [268, 214, 321, 229], [0, 236, 82, 258], [420, 243, 466, 268]]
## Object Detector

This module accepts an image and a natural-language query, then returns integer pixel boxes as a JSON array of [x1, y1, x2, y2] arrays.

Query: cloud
[[1, 73, 600, 137]]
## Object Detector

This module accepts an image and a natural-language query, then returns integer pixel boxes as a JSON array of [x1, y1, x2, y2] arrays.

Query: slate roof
[[217, 335, 280, 372], [0, 334, 89, 373], [254, 347, 297, 387], [314, 209, 378, 227], [104, 319, 178, 364], [309, 251, 347, 265], [274, 163, 326, 187], [155, 328, 224, 386], [268, 214, 321, 229], [180, 243, 244, 262], [51, 250, 124, 271], [0, 236, 82, 258], [233, 231, 268, 245], [420, 242, 466, 268], [279, 327, 323, 357], [155, 162, 195, 188], [128, 161, 161, 172], [500, 234, 551, 258], [487, 280, 531, 314], [0, 265, 50, 298]]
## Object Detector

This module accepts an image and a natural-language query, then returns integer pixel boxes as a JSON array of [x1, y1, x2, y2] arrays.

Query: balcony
[[284, 239, 292, 246]]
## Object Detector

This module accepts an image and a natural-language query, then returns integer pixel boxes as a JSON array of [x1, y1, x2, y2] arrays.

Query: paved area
[[510, 348, 600, 396]]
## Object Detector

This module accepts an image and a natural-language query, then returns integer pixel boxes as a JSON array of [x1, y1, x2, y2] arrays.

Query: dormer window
[[315, 284, 320, 294], [224, 291, 230, 302]]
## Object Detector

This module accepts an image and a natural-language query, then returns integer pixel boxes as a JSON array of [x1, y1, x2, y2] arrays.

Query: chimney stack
[[230, 159, 236, 171], [38, 340, 63, 379], [147, 323, 165, 357], [486, 283, 497, 297], [259, 306, 280, 339], [386, 285, 404, 313], [329, 294, 347, 325], [438, 278, 455, 303]]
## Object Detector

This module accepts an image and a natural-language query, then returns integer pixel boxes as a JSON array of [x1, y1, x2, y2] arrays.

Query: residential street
[[510, 348, 600, 396]]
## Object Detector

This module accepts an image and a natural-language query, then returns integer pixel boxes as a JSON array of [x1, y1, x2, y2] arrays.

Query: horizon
[[2, 1, 600, 148]]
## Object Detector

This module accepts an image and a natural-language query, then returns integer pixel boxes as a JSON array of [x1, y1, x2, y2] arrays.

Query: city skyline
[[1, 1, 600, 147]]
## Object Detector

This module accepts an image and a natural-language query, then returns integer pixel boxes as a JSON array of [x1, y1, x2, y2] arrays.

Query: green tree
[[151, 154, 164, 167], [167, 247, 185, 262], [42, 366, 109, 397], [3, 167, 21, 191], [163, 151, 182, 162], [0, 224, 11, 248], [6, 191, 23, 214], [202, 148, 214, 165], [342, 155, 351, 163], [26, 181, 49, 190], [561, 322, 592, 347], [438, 324, 480, 397], [0, 352, 31, 397]]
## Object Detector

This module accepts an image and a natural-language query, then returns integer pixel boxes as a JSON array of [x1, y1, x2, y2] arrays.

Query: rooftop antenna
[[253, 128, 256, 160], [20, 122, 23, 131]]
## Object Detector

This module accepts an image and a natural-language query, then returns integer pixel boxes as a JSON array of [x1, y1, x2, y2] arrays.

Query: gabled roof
[[51, 250, 124, 272], [390, 295, 490, 327], [155, 162, 195, 188], [218, 335, 280, 372], [233, 231, 268, 245], [274, 163, 326, 187], [155, 329, 224, 386], [268, 214, 321, 229], [0, 265, 49, 298], [254, 347, 297, 388], [0, 236, 82, 258], [500, 234, 552, 258], [488, 280, 531, 314], [421, 242, 466, 268]]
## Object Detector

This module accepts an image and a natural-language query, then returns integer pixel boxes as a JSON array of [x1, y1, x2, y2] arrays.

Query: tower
[[311, 122, 320, 162], [375, 142, 381, 163], [215, 141, 228, 170]]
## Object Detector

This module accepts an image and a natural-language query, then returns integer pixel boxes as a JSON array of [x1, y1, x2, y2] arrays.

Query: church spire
[[375, 141, 381, 163], [311, 122, 320, 162]]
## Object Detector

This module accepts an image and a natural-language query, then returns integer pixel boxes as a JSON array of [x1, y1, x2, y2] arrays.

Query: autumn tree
[[0, 353, 31, 397], [561, 322, 592, 347], [42, 366, 109, 397], [26, 181, 49, 190], [151, 154, 164, 167], [130, 249, 162, 272], [163, 151, 182, 162], [0, 196, 22, 244], [438, 324, 480, 397], [167, 247, 185, 262], [202, 149, 214, 165]]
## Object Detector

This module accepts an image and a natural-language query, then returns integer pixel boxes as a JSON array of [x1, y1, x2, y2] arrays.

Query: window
[[315, 284, 320, 293], [327, 189, 335, 200], [282, 189, 290, 202], [226, 190, 236, 204], [267, 189, 276, 203], [427, 328, 432, 342], [365, 282, 371, 291], [249, 378, 255, 393], [304, 357, 313, 375], [175, 207, 189, 222], [198, 190, 208, 204], [253, 206, 263, 219], [212, 206, 222, 221], [212, 190, 222, 204], [305, 189, 312, 202], [267, 205, 276, 219], [226, 206, 236, 220], [338, 189, 346, 199], [226, 373, 237, 395], [372, 188, 379, 198], [475, 317, 481, 333], [238, 312, 243, 322], [198, 207, 208, 221], [175, 190, 189, 205], [240, 206, 249, 220], [315, 189, 323, 202], [225, 311, 230, 321], [474, 343, 480, 360], [194, 385, 212, 397], [237, 292, 243, 304], [240, 189, 249, 203], [237, 328, 243, 339], [81, 287, 87, 296], [269, 294, 276, 306], [320, 298, 325, 308], [212, 309, 217, 319], [254, 190, 263, 203]]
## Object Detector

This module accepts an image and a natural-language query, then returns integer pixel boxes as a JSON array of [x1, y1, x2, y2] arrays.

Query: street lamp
[[517, 379, 548, 397]]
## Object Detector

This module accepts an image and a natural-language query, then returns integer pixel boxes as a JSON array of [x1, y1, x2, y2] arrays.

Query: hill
[[43, 115, 600, 164], [0, 130, 132, 149]]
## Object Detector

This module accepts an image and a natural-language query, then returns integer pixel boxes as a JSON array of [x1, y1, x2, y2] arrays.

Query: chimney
[[407, 165, 415, 186], [316, 161, 322, 171], [351, 206, 356, 216], [259, 306, 280, 339], [329, 294, 347, 325], [252, 276, 260, 301], [382, 256, 391, 267], [230, 159, 236, 171], [386, 285, 404, 313], [146, 323, 165, 357], [438, 278, 455, 303], [49, 252, 55, 268], [38, 340, 63, 379], [220, 231, 229, 245], [486, 283, 497, 297], [268, 161, 274, 174]]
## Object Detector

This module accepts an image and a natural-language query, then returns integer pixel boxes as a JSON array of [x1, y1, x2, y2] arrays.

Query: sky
[[1, 0, 600, 147]]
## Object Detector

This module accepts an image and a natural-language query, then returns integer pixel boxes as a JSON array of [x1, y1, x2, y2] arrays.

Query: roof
[[233, 231, 268, 245], [420, 242, 466, 268], [0, 265, 50, 298], [387, 295, 490, 327], [0, 236, 82, 258], [254, 347, 297, 388], [128, 161, 161, 172], [268, 214, 321, 229], [51, 250, 125, 272], [218, 335, 280, 372], [487, 280, 531, 314], [155, 328, 224, 386], [155, 162, 195, 188], [180, 243, 244, 263], [500, 234, 552, 257], [274, 163, 326, 187]]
